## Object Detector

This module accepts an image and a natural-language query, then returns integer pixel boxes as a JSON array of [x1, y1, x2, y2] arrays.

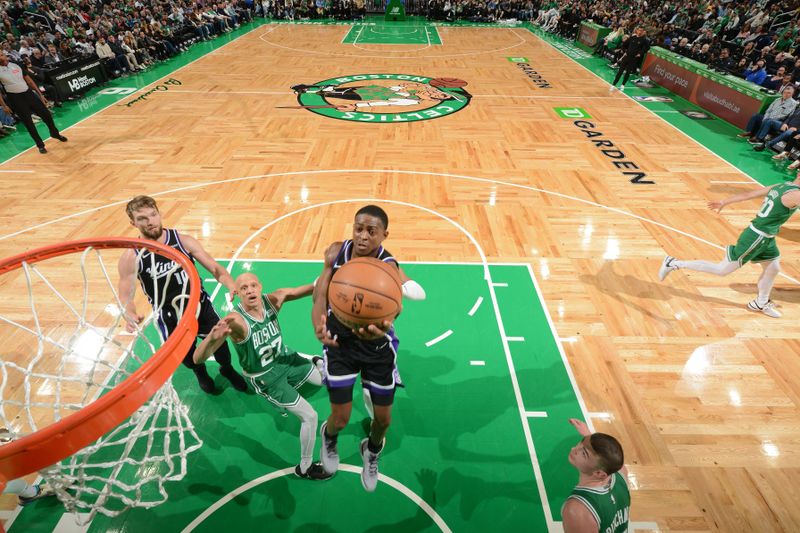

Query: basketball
[[327, 257, 403, 330], [429, 77, 468, 89]]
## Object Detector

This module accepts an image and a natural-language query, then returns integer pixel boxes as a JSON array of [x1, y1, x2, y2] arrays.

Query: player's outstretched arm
[[117, 249, 143, 333], [269, 283, 315, 311], [179, 233, 236, 296], [709, 185, 774, 212], [193, 314, 246, 364], [311, 242, 341, 346]]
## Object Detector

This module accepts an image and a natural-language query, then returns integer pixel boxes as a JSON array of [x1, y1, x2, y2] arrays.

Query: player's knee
[[373, 409, 391, 428], [329, 413, 350, 431]]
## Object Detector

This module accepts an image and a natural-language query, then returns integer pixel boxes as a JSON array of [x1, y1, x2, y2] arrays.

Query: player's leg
[[358, 351, 398, 492], [196, 299, 247, 392], [659, 227, 763, 281], [249, 372, 331, 480], [319, 346, 358, 474], [748, 240, 782, 317]]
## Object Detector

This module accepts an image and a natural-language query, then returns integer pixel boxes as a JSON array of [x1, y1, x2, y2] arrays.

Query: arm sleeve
[[402, 279, 426, 301]]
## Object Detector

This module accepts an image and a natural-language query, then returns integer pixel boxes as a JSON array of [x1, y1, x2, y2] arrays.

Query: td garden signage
[[288, 74, 472, 123], [555, 107, 653, 185]]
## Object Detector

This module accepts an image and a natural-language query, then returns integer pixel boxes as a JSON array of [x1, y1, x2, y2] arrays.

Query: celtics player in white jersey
[[659, 176, 800, 318], [562, 419, 630, 533], [194, 272, 332, 480]]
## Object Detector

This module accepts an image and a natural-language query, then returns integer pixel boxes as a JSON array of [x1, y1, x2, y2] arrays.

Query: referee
[[0, 52, 66, 154]]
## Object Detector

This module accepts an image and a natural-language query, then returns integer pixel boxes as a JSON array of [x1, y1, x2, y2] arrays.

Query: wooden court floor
[[1, 21, 800, 532]]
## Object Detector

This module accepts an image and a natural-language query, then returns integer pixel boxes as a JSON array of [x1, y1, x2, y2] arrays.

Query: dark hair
[[125, 195, 158, 220], [589, 433, 624, 475], [355, 205, 389, 229]]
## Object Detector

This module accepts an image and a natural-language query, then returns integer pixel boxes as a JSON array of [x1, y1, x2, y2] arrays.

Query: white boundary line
[[468, 296, 483, 316], [3, 169, 797, 285], [0, 24, 265, 169], [521, 28, 767, 189], [524, 263, 594, 432], [180, 464, 452, 532], [259, 25, 525, 59], [425, 329, 453, 347]]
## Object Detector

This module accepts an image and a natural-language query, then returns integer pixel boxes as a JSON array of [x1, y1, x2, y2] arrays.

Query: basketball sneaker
[[18, 484, 55, 506], [319, 421, 339, 474], [658, 256, 679, 281], [360, 438, 383, 492], [294, 462, 333, 481], [747, 299, 782, 318]]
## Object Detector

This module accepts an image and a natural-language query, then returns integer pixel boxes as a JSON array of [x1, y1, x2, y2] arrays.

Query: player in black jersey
[[311, 205, 426, 492], [117, 195, 247, 394]]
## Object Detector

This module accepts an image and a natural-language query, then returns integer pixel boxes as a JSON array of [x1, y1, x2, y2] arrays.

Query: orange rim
[[0, 237, 200, 482]]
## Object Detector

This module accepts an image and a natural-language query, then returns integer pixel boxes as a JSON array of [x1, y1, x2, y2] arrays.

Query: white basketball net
[[0, 245, 202, 524]]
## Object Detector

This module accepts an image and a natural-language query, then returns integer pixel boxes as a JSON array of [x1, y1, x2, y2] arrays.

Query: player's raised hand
[[209, 319, 232, 341], [315, 314, 339, 347], [708, 199, 725, 213], [270, 288, 289, 311], [568, 418, 592, 437], [353, 320, 392, 341]]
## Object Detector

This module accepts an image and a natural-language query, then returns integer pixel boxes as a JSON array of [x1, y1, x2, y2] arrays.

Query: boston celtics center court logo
[[288, 74, 471, 122]]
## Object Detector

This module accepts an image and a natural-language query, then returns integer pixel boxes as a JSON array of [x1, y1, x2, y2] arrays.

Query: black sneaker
[[220, 365, 247, 392], [193, 366, 216, 394], [753, 143, 766, 152], [38, 145, 47, 154], [295, 462, 333, 480]]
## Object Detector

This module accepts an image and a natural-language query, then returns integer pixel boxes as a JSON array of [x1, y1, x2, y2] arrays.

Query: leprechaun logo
[[287, 74, 471, 122]]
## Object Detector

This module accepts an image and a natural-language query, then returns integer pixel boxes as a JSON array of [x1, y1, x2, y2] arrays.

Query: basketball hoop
[[0, 237, 203, 525]]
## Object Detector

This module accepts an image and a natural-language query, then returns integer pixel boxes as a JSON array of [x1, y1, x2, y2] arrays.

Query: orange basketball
[[327, 257, 403, 330], [429, 77, 468, 89]]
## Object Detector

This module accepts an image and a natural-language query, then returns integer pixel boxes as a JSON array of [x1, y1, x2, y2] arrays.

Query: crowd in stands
[[0, 0, 266, 138], [530, 0, 800, 161], [2, 0, 800, 159]]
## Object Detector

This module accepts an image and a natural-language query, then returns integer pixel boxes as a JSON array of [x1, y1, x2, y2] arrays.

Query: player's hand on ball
[[316, 314, 339, 347], [353, 320, 392, 340]]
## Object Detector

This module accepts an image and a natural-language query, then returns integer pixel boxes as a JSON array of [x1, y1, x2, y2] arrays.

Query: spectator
[[737, 85, 797, 143], [744, 59, 767, 85], [763, 66, 787, 91], [755, 106, 800, 152]]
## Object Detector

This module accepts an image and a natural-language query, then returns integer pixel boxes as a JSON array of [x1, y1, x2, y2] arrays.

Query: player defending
[[562, 419, 630, 533], [118, 195, 247, 393], [659, 176, 800, 317], [194, 273, 331, 479], [311, 205, 426, 492]]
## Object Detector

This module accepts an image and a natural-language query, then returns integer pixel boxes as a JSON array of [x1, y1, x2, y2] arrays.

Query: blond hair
[[125, 195, 159, 220]]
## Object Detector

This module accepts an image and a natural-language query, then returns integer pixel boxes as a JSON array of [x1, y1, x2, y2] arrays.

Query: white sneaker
[[360, 438, 383, 492], [658, 256, 678, 281], [609, 85, 617, 93], [747, 299, 782, 318], [319, 421, 339, 474], [620, 84, 625, 91]]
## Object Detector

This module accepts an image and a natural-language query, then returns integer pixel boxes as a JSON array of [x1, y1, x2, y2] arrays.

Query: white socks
[[756, 259, 781, 306], [674, 259, 739, 276], [287, 397, 318, 473]]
